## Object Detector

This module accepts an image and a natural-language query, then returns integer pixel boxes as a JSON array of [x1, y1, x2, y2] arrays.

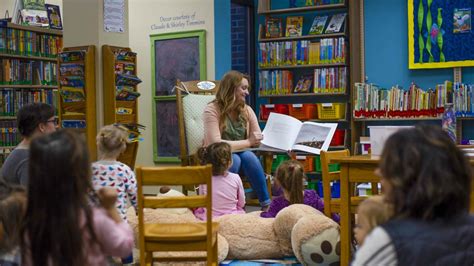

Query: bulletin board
[[150, 30, 206, 162], [408, 0, 474, 69]]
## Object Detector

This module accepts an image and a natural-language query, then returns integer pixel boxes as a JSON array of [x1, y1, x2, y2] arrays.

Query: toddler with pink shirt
[[194, 142, 246, 220]]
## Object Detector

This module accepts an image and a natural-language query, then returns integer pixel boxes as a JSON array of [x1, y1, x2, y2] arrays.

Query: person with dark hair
[[1, 103, 57, 186], [21, 129, 133, 266], [194, 142, 246, 220], [203, 70, 271, 210], [353, 125, 474, 265], [0, 179, 26, 266]]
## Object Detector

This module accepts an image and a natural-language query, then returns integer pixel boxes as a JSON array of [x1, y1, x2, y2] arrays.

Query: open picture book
[[259, 113, 337, 155]]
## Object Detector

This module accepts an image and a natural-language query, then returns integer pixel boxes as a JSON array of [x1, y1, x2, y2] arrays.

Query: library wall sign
[[151, 12, 206, 31]]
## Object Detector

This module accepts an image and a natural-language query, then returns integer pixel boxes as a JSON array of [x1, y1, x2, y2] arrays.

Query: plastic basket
[[330, 129, 345, 146], [314, 155, 340, 172], [289, 104, 317, 120], [271, 154, 291, 172], [295, 155, 315, 172], [317, 103, 345, 120]]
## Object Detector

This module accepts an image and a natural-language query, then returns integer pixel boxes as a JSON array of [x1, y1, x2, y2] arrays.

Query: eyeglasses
[[46, 117, 59, 125]]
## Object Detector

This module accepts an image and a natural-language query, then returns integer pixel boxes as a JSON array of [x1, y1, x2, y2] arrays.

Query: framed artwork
[[45, 4, 62, 30], [408, 0, 473, 69], [150, 30, 206, 162]]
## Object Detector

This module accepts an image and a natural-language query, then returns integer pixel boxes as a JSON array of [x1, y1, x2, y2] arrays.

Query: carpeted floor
[[220, 257, 301, 265]]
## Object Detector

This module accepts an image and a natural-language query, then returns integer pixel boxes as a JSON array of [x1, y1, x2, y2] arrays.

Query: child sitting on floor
[[194, 142, 246, 220], [261, 160, 338, 222], [0, 180, 26, 266], [91, 124, 137, 264], [353, 195, 393, 246]]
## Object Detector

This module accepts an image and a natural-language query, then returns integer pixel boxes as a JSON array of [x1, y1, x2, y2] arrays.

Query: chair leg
[[145, 251, 153, 266], [209, 240, 218, 266]]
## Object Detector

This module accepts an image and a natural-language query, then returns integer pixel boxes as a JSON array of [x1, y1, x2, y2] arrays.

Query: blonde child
[[92, 124, 137, 221], [353, 195, 392, 246], [194, 142, 246, 220], [261, 160, 338, 222], [0, 180, 26, 266], [91, 124, 137, 264]]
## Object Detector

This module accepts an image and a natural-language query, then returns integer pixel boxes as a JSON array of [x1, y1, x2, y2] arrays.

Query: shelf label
[[265, 104, 275, 108], [292, 104, 303, 108], [322, 103, 333, 107]]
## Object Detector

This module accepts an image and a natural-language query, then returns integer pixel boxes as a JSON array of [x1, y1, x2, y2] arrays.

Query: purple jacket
[[260, 189, 340, 223]]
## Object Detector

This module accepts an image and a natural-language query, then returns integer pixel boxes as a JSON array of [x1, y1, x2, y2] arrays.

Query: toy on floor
[[127, 187, 340, 265]]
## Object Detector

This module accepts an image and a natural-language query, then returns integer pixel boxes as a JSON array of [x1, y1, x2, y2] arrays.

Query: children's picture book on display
[[265, 17, 282, 38], [286, 16, 303, 37], [294, 75, 312, 93], [60, 86, 85, 102], [325, 13, 346, 34], [61, 120, 86, 129], [21, 9, 48, 27], [453, 8, 471, 33], [60, 76, 84, 87], [115, 62, 135, 75], [59, 63, 84, 76], [116, 86, 140, 101], [44, 4, 62, 30], [116, 73, 142, 86], [59, 51, 85, 62], [308, 15, 328, 35], [259, 112, 337, 155]]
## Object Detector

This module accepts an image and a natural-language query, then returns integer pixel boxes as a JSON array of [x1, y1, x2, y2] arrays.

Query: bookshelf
[[255, 0, 362, 156], [0, 22, 62, 166], [58, 45, 97, 160], [102, 45, 140, 169]]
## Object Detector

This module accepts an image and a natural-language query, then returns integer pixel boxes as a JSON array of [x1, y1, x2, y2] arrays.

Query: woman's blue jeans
[[229, 151, 271, 206]]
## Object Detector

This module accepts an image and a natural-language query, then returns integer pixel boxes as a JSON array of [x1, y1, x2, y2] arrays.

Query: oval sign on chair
[[197, 81, 216, 91]]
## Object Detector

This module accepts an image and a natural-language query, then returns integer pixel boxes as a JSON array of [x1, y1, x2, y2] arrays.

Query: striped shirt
[[352, 227, 397, 266]]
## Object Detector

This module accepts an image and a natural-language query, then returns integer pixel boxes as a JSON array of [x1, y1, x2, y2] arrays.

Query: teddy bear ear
[[291, 215, 340, 266]]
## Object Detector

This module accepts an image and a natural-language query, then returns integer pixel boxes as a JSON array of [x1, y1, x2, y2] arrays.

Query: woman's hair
[[275, 160, 305, 204], [21, 129, 96, 266], [379, 124, 472, 221], [17, 103, 55, 137], [214, 70, 250, 131], [0, 180, 26, 253], [357, 195, 393, 233], [196, 142, 232, 175], [96, 124, 129, 159]]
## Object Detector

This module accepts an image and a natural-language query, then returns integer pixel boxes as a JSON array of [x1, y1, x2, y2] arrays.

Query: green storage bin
[[314, 155, 340, 172], [307, 180, 318, 190], [271, 154, 291, 172]]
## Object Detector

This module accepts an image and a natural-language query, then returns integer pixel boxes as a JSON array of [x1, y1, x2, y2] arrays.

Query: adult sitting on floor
[[203, 70, 271, 210], [1, 103, 57, 186]]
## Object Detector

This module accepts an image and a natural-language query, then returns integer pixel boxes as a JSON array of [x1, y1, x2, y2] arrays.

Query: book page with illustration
[[260, 113, 337, 154]]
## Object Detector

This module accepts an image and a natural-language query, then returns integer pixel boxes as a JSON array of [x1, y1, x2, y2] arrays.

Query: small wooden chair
[[176, 80, 272, 206], [320, 149, 378, 217], [136, 164, 218, 265]]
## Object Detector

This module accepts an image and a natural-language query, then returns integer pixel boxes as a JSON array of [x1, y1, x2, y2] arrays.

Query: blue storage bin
[[316, 181, 340, 198]]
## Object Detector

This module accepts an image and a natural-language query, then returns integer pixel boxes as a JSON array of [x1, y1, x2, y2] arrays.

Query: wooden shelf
[[0, 84, 58, 89], [259, 92, 346, 98], [258, 3, 346, 15], [60, 60, 85, 64], [0, 53, 58, 61], [59, 46, 97, 160], [259, 62, 346, 70], [6, 22, 63, 36], [259, 32, 346, 42], [0, 116, 16, 120], [0, 146, 16, 149]]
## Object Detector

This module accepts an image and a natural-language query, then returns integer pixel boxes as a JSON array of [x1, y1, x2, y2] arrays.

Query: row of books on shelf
[[258, 67, 347, 96], [0, 89, 57, 116], [353, 82, 474, 118], [0, 59, 57, 85], [0, 121, 20, 147], [260, 103, 346, 121], [59, 50, 85, 62], [0, 28, 62, 57], [265, 13, 346, 38], [289, 0, 344, 8], [258, 38, 345, 67], [114, 50, 136, 62]]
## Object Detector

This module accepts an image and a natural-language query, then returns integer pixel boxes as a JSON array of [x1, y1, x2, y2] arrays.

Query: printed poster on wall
[[104, 0, 124, 33]]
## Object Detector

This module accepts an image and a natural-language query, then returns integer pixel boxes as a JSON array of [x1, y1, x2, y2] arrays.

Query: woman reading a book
[[203, 70, 271, 210]]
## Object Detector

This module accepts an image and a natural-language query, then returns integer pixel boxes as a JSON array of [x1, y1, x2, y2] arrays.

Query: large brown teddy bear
[[127, 189, 340, 265]]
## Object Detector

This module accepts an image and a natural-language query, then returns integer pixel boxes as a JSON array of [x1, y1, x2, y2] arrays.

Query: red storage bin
[[330, 129, 345, 146], [260, 104, 275, 120], [289, 104, 317, 120], [274, 104, 289, 115]]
